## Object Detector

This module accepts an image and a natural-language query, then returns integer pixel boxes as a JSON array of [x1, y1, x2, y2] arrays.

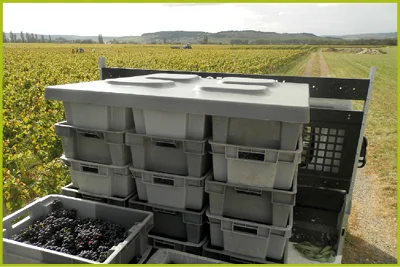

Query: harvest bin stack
[[3, 72, 310, 264]]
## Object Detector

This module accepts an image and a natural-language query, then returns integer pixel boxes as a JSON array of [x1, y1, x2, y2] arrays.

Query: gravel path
[[303, 52, 316, 76], [303, 52, 397, 264], [318, 51, 331, 77], [342, 170, 397, 263]]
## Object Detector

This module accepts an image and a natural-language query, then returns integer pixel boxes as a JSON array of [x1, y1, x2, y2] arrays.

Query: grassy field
[[287, 46, 397, 263], [324, 47, 397, 212], [2, 43, 397, 263]]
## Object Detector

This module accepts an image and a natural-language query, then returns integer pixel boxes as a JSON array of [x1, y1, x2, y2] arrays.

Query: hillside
[[120, 30, 341, 44], [4, 30, 397, 44], [326, 32, 397, 40]]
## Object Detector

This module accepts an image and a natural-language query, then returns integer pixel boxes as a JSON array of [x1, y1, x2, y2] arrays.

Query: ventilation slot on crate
[[238, 151, 265, 162], [233, 224, 258, 235], [82, 166, 99, 174]]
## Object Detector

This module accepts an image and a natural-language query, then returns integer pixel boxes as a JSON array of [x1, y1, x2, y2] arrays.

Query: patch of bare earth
[[318, 52, 331, 77], [303, 52, 316, 77]]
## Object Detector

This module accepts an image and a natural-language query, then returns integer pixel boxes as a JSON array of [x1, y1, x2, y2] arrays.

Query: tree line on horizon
[[3, 32, 106, 44], [3, 31, 397, 46]]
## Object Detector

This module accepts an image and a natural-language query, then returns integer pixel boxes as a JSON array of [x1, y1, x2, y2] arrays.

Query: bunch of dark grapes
[[9, 199, 129, 263]]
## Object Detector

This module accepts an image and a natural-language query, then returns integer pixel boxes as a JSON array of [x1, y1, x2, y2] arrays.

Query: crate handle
[[81, 165, 100, 174], [153, 175, 175, 187], [232, 223, 258, 236], [151, 138, 178, 149], [235, 188, 262, 197], [152, 208, 177, 216], [77, 130, 103, 140], [7, 211, 31, 229], [237, 149, 265, 162], [154, 239, 175, 249]]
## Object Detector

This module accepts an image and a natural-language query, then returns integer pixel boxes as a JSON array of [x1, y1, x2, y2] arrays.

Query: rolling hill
[[4, 30, 397, 44]]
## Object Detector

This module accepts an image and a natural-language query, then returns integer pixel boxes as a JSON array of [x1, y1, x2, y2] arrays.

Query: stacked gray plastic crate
[[43, 73, 310, 264], [203, 80, 309, 263]]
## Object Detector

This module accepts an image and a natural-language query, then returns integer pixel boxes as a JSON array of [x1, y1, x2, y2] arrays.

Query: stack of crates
[[125, 92, 212, 254], [203, 82, 308, 263], [42, 72, 310, 264]]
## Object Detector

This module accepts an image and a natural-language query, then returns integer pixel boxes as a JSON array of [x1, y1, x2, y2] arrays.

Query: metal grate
[[301, 126, 345, 174]]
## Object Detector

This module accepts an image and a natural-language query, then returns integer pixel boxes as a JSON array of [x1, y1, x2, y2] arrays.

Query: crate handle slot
[[153, 175, 175, 186], [10, 212, 31, 228], [235, 188, 262, 197], [238, 150, 265, 162], [154, 239, 175, 249], [151, 138, 178, 149], [81, 165, 99, 174], [155, 142, 178, 149], [77, 130, 103, 140], [232, 223, 258, 235], [153, 208, 177, 215]]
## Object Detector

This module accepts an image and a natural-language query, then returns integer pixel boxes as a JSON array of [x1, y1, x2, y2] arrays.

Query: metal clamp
[[358, 136, 368, 168]]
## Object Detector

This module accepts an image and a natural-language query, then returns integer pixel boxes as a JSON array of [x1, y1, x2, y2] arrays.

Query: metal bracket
[[357, 137, 368, 168]]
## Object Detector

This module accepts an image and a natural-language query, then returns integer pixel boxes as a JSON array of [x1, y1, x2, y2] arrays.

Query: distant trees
[[98, 34, 104, 44], [4, 32, 55, 43], [251, 38, 397, 46], [230, 39, 249, 45], [203, 35, 208, 44], [9, 31, 16, 42]]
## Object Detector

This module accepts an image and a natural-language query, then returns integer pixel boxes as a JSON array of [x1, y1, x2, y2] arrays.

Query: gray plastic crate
[[63, 102, 134, 131], [126, 130, 211, 177], [146, 249, 226, 264], [202, 239, 288, 264], [129, 194, 207, 243], [210, 137, 302, 189], [3, 194, 153, 264], [133, 108, 212, 140], [130, 167, 210, 210], [212, 116, 302, 150], [61, 183, 135, 208], [206, 173, 296, 227], [130, 247, 154, 264], [61, 155, 134, 198], [55, 121, 131, 166], [148, 234, 207, 256], [207, 209, 292, 260]]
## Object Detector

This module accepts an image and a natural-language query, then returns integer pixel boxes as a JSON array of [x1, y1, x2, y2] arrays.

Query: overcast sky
[[3, 3, 397, 36]]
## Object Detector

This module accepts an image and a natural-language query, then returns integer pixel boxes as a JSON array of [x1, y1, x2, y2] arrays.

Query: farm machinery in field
[[170, 43, 192, 49]]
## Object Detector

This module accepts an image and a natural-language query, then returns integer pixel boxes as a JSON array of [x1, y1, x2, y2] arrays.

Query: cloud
[[278, 11, 285, 15]]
